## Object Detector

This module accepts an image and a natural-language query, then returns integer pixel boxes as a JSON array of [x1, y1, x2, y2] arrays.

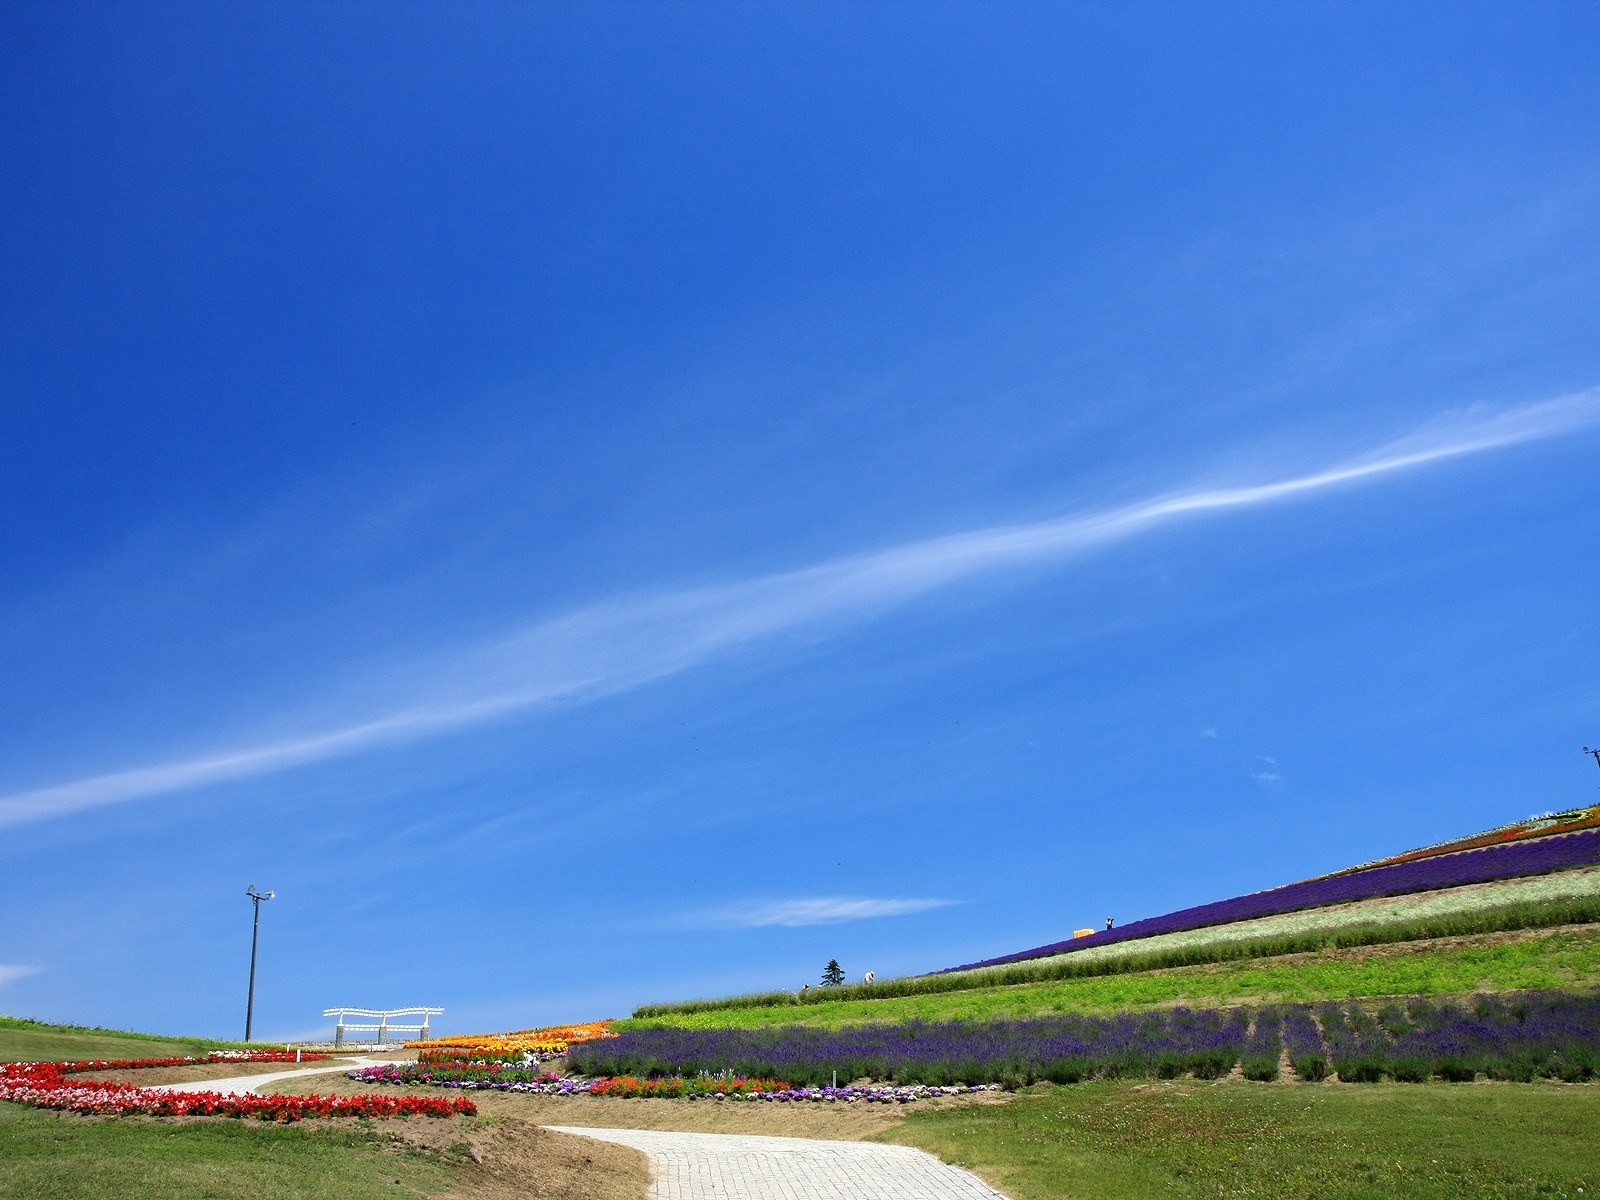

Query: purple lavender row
[[1320, 992, 1600, 1082], [570, 1009, 1253, 1087], [371, 993, 1600, 1090], [943, 828, 1600, 973], [575, 994, 1600, 1086]]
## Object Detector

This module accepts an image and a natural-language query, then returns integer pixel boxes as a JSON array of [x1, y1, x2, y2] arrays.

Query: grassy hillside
[[621, 925, 1600, 1030], [886, 1080, 1600, 1200], [0, 1105, 459, 1200], [0, 1017, 259, 1064], [636, 866, 1600, 1018], [989, 866, 1600, 974]]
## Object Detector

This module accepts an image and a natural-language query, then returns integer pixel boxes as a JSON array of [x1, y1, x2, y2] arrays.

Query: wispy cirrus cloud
[[677, 897, 958, 929], [0, 964, 41, 988], [1252, 756, 1284, 786], [1, 389, 1597, 830]]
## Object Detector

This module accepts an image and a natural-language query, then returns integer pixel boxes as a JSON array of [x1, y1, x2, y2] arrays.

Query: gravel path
[[544, 1125, 1010, 1200]]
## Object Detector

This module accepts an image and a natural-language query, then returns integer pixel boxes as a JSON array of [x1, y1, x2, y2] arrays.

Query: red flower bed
[[0, 1058, 474, 1121]]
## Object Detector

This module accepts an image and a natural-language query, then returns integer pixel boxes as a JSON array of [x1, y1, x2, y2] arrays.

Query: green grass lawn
[[0, 1104, 461, 1200], [0, 1017, 255, 1063], [622, 928, 1600, 1030], [885, 1080, 1600, 1200]]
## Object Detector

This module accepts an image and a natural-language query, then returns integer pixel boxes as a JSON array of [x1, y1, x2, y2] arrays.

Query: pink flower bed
[[0, 1055, 475, 1120]]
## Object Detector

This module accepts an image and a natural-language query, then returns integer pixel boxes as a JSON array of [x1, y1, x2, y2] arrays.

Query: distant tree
[[821, 959, 845, 987]]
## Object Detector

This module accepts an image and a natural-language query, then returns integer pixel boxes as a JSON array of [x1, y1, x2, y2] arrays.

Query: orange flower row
[[405, 1020, 615, 1057], [1322, 803, 1600, 883]]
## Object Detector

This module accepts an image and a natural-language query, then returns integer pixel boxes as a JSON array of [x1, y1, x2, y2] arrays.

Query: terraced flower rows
[[405, 1020, 614, 1062], [1311, 803, 1600, 881], [1008, 866, 1600, 971], [950, 826, 1600, 971]]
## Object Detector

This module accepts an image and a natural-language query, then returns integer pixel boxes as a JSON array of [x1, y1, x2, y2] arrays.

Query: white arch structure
[[323, 1006, 443, 1048]]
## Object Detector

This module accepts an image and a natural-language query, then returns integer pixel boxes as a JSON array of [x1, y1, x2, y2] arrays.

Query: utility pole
[[245, 885, 275, 1042], [1585, 747, 1600, 780]]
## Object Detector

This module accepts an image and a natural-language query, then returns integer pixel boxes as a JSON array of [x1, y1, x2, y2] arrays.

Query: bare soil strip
[[432, 1118, 650, 1200]]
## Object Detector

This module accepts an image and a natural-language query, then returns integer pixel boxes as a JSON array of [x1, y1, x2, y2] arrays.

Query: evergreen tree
[[821, 959, 845, 987]]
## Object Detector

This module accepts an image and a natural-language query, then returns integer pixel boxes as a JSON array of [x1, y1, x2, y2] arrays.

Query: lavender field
[[948, 828, 1600, 972], [576, 990, 1600, 1087]]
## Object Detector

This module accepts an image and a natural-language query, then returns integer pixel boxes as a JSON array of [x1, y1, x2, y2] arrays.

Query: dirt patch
[[77, 1059, 363, 1086], [430, 1118, 648, 1200]]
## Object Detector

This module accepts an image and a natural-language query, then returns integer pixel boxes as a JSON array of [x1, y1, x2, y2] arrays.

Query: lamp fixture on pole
[[245, 884, 275, 1042]]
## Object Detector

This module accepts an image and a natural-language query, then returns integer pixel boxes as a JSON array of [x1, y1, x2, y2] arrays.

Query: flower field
[[0, 1052, 475, 1120], [406, 1020, 614, 1062], [573, 1008, 1253, 1087], [1012, 865, 1600, 969], [948, 826, 1600, 972], [352, 1061, 568, 1087], [346, 1061, 994, 1103], [1306, 992, 1600, 1083], [1313, 804, 1600, 881], [573, 990, 1600, 1088], [634, 879, 1600, 1020]]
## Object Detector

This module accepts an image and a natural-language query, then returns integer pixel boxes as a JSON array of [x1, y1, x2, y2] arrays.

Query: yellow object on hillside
[[405, 1020, 614, 1056], [1072, 928, 1095, 939]]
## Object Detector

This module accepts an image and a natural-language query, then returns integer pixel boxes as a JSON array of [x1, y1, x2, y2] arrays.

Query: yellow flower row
[[405, 1020, 614, 1055]]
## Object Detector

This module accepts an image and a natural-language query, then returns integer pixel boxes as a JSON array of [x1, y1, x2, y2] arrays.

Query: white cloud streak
[[0, 964, 41, 988], [682, 897, 957, 928], [2, 389, 1596, 829]]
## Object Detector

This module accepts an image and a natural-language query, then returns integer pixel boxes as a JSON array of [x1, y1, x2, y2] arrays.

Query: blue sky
[[2, 1, 1598, 1042]]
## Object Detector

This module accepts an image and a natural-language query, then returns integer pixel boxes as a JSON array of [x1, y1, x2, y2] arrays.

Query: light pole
[[244, 885, 275, 1042]]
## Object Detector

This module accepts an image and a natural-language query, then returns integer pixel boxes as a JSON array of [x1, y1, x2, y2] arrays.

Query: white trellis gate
[[323, 1006, 443, 1048]]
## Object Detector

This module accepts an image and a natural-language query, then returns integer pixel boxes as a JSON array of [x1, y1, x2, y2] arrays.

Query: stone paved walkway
[[544, 1125, 1010, 1200]]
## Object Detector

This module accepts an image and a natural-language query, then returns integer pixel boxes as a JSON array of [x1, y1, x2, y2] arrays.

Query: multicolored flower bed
[[717, 1083, 994, 1103], [1316, 805, 1600, 881], [350, 1064, 596, 1096], [346, 1062, 993, 1103], [407, 1021, 614, 1063], [0, 1054, 475, 1120], [573, 991, 1600, 1087], [588, 1075, 791, 1098], [948, 827, 1600, 972], [352, 1061, 559, 1087]]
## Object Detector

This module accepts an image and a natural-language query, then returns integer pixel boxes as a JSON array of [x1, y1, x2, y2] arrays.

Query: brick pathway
[[544, 1125, 1010, 1200]]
